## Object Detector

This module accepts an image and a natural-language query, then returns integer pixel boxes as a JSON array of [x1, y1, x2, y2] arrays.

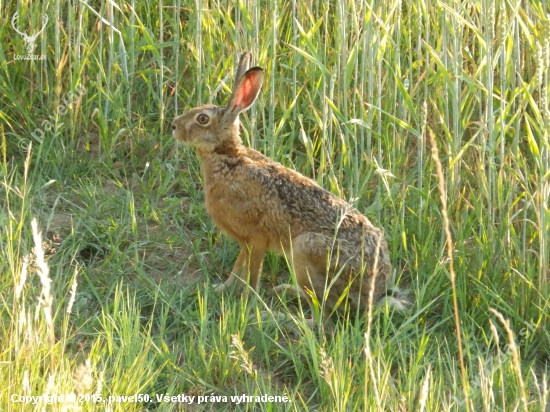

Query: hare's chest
[[203, 178, 281, 242], [204, 180, 256, 221]]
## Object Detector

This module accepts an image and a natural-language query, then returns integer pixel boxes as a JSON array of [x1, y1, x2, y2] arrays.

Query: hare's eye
[[196, 114, 210, 125]]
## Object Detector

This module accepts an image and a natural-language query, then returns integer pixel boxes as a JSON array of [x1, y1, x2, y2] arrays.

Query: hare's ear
[[224, 67, 264, 121], [234, 52, 252, 84]]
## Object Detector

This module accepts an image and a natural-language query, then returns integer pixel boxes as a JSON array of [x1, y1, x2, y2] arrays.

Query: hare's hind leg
[[290, 232, 379, 314], [262, 233, 345, 328], [289, 233, 340, 310]]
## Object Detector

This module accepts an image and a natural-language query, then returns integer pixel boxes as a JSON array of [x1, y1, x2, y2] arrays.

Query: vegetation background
[[1, 0, 549, 410]]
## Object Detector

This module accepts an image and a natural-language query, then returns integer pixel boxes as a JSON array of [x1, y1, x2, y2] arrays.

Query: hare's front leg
[[214, 243, 266, 292], [214, 248, 246, 292]]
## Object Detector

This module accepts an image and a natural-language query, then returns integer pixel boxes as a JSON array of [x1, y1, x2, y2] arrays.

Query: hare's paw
[[270, 284, 308, 301], [213, 272, 238, 293], [213, 283, 228, 293]]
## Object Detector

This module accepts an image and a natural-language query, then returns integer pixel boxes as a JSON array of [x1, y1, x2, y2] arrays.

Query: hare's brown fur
[[172, 53, 393, 315]]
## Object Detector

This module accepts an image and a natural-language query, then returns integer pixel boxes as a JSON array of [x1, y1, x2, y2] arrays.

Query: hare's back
[[242, 152, 374, 237], [204, 147, 379, 248]]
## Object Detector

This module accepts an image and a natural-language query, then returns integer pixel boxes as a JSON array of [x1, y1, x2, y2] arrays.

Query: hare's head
[[172, 53, 264, 153]]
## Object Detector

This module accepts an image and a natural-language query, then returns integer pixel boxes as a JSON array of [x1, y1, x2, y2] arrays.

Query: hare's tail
[[377, 286, 412, 311]]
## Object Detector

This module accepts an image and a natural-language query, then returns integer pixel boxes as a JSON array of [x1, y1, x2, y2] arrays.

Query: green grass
[[1, 0, 549, 410]]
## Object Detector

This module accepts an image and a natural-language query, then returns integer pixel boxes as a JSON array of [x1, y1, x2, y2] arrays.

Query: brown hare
[[172, 52, 406, 317]]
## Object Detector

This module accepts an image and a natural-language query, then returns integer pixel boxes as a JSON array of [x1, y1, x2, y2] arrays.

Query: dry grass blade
[[489, 308, 529, 412], [428, 127, 469, 411]]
